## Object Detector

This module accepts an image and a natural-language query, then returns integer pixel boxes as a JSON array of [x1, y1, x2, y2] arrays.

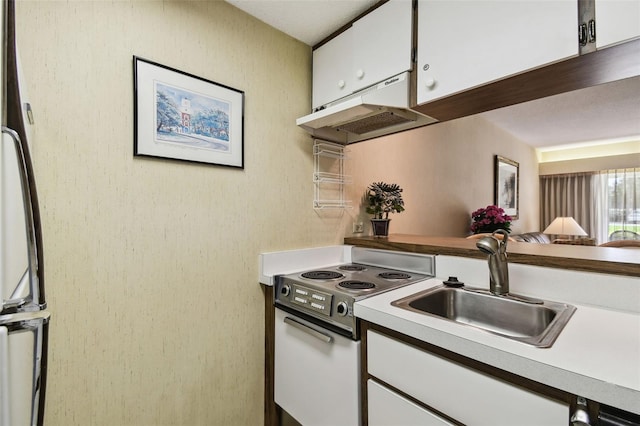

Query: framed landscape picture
[[133, 56, 244, 168], [494, 155, 519, 219]]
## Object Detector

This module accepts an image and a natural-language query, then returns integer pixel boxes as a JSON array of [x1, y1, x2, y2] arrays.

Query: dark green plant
[[366, 182, 405, 219]]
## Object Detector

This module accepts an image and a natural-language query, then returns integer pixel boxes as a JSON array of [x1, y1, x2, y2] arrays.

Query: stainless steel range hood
[[296, 72, 437, 144]]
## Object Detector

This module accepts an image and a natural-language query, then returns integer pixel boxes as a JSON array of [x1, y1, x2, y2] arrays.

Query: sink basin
[[391, 285, 576, 347]]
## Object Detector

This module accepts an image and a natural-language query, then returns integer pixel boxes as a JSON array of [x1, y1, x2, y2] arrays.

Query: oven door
[[274, 307, 361, 426]]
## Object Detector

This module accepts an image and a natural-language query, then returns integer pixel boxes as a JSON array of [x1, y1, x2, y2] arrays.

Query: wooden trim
[[412, 39, 640, 122], [360, 322, 369, 426], [312, 0, 390, 50], [344, 235, 640, 278], [409, 0, 418, 107], [262, 284, 280, 426]]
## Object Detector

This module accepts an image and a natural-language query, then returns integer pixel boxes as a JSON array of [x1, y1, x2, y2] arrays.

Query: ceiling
[[224, 0, 640, 149], [480, 75, 640, 148], [225, 0, 379, 46]]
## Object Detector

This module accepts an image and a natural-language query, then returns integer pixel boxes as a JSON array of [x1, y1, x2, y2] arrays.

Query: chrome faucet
[[476, 230, 510, 296]]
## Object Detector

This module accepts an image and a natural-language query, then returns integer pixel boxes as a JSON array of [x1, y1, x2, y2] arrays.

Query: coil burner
[[338, 265, 367, 272], [378, 272, 411, 280], [338, 280, 376, 291], [301, 270, 344, 280]]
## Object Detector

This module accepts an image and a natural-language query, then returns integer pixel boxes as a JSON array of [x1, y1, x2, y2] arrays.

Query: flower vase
[[371, 219, 391, 237]]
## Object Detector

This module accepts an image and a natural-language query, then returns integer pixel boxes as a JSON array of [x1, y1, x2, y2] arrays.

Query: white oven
[[274, 308, 361, 426], [269, 248, 435, 426]]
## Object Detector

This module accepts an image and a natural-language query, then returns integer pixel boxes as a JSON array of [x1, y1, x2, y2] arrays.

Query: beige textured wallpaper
[[16, 1, 346, 425], [347, 115, 540, 236], [15, 1, 541, 424]]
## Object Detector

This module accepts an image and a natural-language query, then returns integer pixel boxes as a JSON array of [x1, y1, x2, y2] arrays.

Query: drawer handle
[[284, 316, 332, 343]]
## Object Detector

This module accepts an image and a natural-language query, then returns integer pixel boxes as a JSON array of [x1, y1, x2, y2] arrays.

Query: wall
[[539, 152, 640, 175], [346, 114, 540, 236], [16, 2, 347, 425], [15, 1, 542, 424]]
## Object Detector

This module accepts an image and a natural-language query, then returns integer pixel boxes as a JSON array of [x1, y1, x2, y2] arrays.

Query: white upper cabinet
[[595, 0, 640, 49], [416, 0, 579, 104], [312, 0, 413, 110], [351, 0, 413, 91], [312, 28, 354, 110]]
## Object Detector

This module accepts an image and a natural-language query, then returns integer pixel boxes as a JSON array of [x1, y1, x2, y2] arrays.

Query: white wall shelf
[[313, 140, 352, 209]]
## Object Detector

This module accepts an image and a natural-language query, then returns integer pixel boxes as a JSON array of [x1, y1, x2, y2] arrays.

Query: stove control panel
[[281, 283, 333, 317]]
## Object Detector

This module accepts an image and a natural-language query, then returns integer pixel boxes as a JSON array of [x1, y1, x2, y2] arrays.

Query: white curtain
[[591, 172, 610, 245], [593, 168, 640, 242]]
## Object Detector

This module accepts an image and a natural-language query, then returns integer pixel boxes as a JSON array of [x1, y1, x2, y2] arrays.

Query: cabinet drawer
[[367, 330, 568, 425], [368, 379, 455, 426]]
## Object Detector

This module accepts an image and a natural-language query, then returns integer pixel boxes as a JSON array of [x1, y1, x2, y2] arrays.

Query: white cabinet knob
[[338, 80, 346, 89], [425, 78, 436, 89], [356, 69, 365, 79]]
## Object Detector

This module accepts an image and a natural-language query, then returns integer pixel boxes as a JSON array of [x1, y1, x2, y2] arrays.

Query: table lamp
[[543, 217, 588, 237]]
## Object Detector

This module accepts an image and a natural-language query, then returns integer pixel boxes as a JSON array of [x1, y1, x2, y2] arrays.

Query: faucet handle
[[443, 277, 464, 288], [491, 229, 509, 253]]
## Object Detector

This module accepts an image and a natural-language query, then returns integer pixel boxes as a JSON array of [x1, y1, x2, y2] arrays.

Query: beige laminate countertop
[[344, 234, 640, 277]]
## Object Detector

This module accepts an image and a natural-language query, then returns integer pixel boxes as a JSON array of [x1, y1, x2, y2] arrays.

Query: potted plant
[[366, 182, 405, 237], [470, 205, 512, 234]]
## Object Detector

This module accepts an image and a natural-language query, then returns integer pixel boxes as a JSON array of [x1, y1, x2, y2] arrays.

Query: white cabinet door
[[311, 0, 413, 109], [367, 330, 569, 426], [352, 0, 413, 90], [416, 0, 578, 104], [312, 28, 354, 109], [595, 0, 640, 49], [368, 380, 455, 426]]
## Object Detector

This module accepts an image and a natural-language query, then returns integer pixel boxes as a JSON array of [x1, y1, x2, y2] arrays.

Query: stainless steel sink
[[391, 285, 576, 347]]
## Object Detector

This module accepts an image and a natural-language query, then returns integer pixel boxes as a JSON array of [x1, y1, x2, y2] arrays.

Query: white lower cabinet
[[367, 330, 569, 425], [368, 379, 455, 426]]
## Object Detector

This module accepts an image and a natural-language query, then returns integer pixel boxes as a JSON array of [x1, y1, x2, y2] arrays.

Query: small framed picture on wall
[[494, 155, 519, 220], [133, 56, 244, 168]]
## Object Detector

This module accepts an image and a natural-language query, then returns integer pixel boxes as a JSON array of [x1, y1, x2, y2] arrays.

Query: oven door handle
[[283, 316, 333, 344]]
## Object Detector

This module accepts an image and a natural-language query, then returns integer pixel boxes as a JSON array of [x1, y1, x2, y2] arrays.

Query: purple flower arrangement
[[470, 205, 512, 234]]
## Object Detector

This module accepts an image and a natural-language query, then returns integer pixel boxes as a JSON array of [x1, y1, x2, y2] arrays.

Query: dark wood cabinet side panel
[[263, 284, 281, 426], [360, 321, 369, 426]]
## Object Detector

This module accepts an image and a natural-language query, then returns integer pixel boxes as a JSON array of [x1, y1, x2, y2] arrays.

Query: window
[[540, 168, 640, 244], [598, 168, 640, 242]]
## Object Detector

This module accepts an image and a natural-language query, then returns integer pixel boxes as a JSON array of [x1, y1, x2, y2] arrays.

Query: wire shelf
[[313, 139, 351, 210]]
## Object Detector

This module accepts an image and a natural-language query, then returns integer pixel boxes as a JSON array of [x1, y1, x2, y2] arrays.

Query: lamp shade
[[543, 217, 588, 236]]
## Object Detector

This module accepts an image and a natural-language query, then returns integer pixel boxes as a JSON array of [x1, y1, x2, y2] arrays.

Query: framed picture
[[494, 155, 519, 219], [133, 56, 244, 168]]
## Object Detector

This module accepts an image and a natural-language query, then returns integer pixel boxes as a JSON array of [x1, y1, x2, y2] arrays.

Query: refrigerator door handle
[[1, 127, 42, 313], [0, 311, 50, 426], [0, 326, 10, 426]]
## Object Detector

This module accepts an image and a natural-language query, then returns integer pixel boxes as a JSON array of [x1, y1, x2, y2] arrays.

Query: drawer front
[[367, 330, 568, 425], [368, 379, 455, 426]]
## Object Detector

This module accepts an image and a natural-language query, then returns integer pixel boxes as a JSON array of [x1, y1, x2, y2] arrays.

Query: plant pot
[[371, 219, 391, 237]]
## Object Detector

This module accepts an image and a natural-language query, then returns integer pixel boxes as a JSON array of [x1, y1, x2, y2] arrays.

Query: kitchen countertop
[[344, 234, 640, 277], [355, 278, 640, 415]]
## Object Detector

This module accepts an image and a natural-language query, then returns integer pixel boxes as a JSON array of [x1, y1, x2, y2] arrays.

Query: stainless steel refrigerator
[[1, 0, 49, 425]]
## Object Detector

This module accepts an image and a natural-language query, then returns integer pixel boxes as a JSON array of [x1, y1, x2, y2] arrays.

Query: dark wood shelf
[[344, 234, 640, 277]]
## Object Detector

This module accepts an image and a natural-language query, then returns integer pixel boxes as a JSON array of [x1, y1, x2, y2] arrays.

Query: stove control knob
[[336, 302, 349, 316], [280, 285, 291, 297]]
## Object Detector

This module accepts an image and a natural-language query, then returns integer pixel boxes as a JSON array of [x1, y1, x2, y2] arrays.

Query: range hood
[[296, 72, 437, 144]]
